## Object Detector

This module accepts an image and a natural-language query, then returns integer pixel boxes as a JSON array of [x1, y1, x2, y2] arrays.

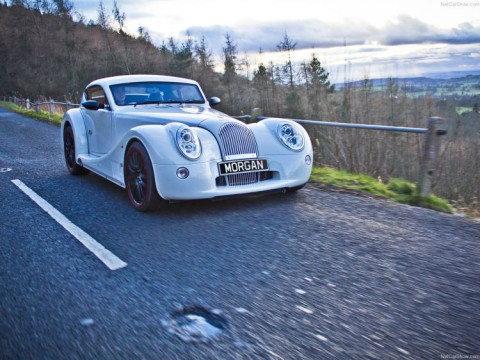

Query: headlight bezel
[[175, 126, 202, 160], [276, 122, 305, 151]]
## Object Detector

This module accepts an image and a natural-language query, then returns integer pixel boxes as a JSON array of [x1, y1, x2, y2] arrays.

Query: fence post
[[251, 108, 263, 123], [26, 99, 30, 110], [417, 117, 446, 197], [49, 99, 54, 114]]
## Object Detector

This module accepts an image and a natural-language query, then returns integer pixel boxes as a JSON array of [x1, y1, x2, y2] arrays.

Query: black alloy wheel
[[125, 141, 165, 211], [63, 125, 88, 175]]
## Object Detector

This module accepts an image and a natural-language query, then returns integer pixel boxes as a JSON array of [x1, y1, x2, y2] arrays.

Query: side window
[[85, 85, 108, 106]]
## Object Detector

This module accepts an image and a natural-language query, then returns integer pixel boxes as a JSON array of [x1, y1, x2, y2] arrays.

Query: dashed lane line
[[11, 179, 127, 271]]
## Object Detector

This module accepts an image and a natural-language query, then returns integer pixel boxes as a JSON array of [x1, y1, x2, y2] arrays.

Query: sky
[[74, 0, 480, 81]]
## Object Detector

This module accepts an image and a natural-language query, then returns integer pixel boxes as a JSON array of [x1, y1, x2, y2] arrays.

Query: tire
[[63, 125, 89, 175], [125, 141, 166, 212]]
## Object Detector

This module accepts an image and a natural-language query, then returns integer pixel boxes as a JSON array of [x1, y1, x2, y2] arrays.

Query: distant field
[[456, 107, 474, 115], [342, 74, 480, 98]]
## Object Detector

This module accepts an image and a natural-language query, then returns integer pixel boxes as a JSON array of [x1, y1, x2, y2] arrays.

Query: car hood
[[115, 105, 237, 129]]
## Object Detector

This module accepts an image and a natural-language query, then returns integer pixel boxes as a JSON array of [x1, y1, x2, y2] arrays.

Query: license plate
[[218, 159, 268, 175]]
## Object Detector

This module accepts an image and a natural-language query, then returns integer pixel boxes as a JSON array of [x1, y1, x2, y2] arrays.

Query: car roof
[[87, 74, 200, 88]]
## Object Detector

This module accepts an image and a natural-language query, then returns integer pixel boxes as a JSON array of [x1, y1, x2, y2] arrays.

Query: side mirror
[[82, 100, 104, 111], [209, 97, 221, 107]]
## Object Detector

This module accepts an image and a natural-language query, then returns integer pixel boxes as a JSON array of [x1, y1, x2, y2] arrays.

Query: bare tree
[[276, 32, 297, 88], [96, 0, 110, 29], [112, 0, 130, 73]]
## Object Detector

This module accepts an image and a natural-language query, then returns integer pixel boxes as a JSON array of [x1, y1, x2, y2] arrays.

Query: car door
[[82, 85, 112, 155]]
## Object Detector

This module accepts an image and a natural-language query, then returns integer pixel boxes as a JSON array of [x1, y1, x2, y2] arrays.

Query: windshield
[[110, 82, 205, 106]]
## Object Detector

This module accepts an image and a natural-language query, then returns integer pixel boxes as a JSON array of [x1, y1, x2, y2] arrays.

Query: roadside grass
[[0, 101, 63, 125], [310, 167, 454, 213]]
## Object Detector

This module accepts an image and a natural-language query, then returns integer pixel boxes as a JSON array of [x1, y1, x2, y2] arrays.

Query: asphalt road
[[1, 107, 479, 359]]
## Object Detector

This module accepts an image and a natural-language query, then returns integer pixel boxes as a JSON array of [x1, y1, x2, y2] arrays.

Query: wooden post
[[417, 117, 446, 197], [251, 108, 263, 123]]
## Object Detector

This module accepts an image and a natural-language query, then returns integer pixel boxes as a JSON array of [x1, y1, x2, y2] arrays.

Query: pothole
[[163, 305, 229, 343], [0, 168, 12, 173]]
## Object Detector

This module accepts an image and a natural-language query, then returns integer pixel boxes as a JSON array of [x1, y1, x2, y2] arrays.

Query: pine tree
[[222, 33, 238, 113], [303, 54, 333, 119]]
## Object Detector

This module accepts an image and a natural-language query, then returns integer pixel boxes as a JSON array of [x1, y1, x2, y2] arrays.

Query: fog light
[[305, 155, 312, 165], [176, 167, 189, 179]]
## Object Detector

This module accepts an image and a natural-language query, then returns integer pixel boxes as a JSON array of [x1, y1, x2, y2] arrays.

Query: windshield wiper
[[132, 100, 205, 107], [183, 100, 205, 104], [162, 100, 205, 105], [132, 101, 162, 107]]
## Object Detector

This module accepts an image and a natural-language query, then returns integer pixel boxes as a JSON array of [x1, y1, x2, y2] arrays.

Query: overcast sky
[[75, 0, 480, 80]]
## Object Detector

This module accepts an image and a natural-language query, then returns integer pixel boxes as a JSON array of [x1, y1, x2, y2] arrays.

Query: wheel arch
[[123, 137, 148, 175], [122, 123, 195, 166], [61, 109, 89, 160], [123, 138, 166, 211], [120, 124, 192, 201]]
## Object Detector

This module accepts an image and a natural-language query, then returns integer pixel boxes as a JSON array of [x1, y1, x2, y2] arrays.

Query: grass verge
[[310, 167, 453, 213], [0, 101, 63, 126]]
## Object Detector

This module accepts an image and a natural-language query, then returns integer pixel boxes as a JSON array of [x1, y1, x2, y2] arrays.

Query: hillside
[[0, 3, 221, 101]]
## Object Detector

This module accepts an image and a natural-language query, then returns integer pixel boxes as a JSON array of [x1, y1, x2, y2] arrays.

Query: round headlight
[[277, 123, 305, 151], [176, 126, 201, 160]]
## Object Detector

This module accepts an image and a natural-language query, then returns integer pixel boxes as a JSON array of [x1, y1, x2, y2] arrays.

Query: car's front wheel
[[125, 141, 166, 211], [63, 125, 89, 175]]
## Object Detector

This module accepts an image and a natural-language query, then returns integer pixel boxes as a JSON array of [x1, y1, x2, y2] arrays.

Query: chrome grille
[[217, 122, 263, 187], [226, 173, 259, 186], [218, 122, 258, 159]]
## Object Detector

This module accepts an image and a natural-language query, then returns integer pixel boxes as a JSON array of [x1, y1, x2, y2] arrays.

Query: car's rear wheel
[[125, 141, 166, 211], [63, 125, 89, 175]]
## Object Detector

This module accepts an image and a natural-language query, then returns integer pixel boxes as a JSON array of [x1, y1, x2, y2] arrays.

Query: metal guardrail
[[234, 114, 432, 133], [234, 113, 446, 197], [0, 96, 79, 114]]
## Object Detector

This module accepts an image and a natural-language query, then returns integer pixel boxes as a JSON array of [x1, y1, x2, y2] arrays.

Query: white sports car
[[61, 75, 313, 211]]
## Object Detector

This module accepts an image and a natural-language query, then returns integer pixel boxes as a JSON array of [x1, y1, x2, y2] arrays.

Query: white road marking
[[235, 307, 249, 314], [12, 179, 127, 271], [295, 305, 314, 314], [314, 334, 328, 342]]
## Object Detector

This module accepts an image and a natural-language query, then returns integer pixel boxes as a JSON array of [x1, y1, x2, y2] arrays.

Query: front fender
[[120, 123, 222, 199], [247, 118, 313, 156], [61, 108, 88, 159], [122, 123, 222, 166]]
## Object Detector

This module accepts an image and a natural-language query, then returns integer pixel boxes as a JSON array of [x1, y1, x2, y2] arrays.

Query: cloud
[[186, 19, 374, 53], [379, 15, 480, 45], [185, 15, 480, 53]]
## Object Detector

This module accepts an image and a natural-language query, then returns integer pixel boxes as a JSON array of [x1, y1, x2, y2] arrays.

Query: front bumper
[[153, 152, 312, 200]]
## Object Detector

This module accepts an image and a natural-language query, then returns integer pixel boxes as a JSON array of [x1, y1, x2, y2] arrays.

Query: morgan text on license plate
[[219, 159, 268, 175]]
